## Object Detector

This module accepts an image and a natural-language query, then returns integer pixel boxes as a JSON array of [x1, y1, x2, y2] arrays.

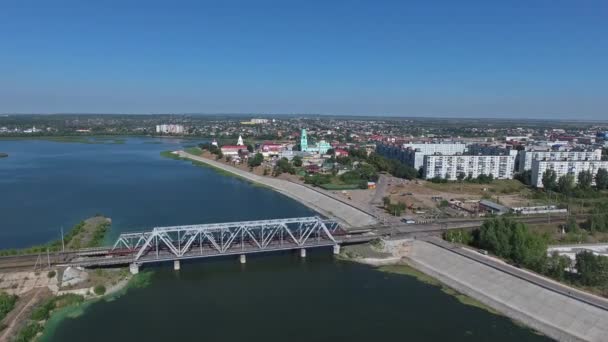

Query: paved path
[[177, 151, 378, 228], [408, 238, 608, 342]]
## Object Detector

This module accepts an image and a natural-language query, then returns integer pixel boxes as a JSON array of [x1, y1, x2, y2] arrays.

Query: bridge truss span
[[112, 216, 342, 263]]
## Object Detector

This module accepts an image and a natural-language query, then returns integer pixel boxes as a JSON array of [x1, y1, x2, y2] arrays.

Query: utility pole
[[61, 226, 65, 253]]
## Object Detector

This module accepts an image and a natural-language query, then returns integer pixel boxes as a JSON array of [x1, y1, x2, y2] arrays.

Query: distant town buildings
[[241, 118, 269, 125], [156, 124, 184, 134], [530, 160, 608, 188]]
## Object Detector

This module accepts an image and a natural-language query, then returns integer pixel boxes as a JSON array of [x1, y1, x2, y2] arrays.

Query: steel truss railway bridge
[[70, 216, 363, 273]]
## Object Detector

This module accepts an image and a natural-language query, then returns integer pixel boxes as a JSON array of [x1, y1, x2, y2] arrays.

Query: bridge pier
[[174, 260, 181, 271], [240, 254, 246, 264], [333, 244, 341, 255], [300, 248, 306, 258], [129, 263, 139, 275]]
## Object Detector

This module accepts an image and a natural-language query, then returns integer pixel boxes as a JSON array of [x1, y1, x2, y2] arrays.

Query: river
[[0, 137, 550, 341]]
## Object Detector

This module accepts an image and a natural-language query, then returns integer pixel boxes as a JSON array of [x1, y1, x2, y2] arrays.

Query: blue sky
[[1, 0, 607, 119]]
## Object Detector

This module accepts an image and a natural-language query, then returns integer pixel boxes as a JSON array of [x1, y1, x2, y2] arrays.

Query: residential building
[[530, 159, 608, 188], [518, 149, 602, 173], [376, 143, 467, 170], [423, 154, 516, 180], [156, 124, 185, 134]]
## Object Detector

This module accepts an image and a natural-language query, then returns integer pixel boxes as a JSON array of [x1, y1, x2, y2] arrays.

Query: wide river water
[[0, 138, 550, 341]]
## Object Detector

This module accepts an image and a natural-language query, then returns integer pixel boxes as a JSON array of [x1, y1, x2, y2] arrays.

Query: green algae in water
[[39, 271, 154, 342]]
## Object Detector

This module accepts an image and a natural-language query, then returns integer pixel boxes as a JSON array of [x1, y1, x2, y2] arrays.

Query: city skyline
[[1, 1, 607, 119]]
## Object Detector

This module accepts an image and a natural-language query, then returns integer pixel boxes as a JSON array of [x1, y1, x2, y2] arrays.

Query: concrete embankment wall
[[177, 151, 378, 228], [407, 240, 608, 342]]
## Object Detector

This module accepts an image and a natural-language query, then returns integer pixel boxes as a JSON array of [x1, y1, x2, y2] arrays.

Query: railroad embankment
[[176, 151, 378, 228]]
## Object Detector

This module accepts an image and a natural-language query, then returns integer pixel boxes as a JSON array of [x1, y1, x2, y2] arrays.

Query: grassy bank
[[0, 215, 111, 256]]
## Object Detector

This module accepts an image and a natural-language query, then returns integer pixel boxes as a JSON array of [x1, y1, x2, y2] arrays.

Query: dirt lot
[[381, 179, 538, 219]]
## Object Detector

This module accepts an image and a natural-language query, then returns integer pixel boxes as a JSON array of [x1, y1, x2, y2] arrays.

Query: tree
[[248, 153, 264, 168], [546, 252, 571, 281], [565, 216, 579, 233], [273, 157, 295, 176], [382, 196, 391, 208], [576, 251, 608, 286], [596, 168, 608, 190], [246, 144, 254, 153], [475, 217, 547, 272], [542, 169, 557, 190], [456, 172, 466, 182], [326, 148, 335, 155], [577, 170, 593, 190], [292, 155, 303, 167], [557, 174, 575, 194]]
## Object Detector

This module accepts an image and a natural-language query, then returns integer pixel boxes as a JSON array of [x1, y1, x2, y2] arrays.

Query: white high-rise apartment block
[[518, 149, 601, 173], [250, 118, 269, 124], [399, 143, 467, 170], [156, 124, 185, 134], [530, 160, 608, 188], [423, 154, 516, 180]]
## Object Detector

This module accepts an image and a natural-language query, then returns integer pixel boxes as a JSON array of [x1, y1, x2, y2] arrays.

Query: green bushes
[[576, 251, 608, 287], [93, 285, 106, 296], [14, 322, 42, 342], [474, 217, 548, 272], [47, 270, 56, 278], [88, 222, 110, 247], [0, 292, 18, 321]]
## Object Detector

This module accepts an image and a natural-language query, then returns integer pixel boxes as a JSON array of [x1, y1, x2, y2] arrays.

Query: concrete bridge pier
[[174, 260, 181, 271], [129, 263, 139, 275], [240, 254, 246, 264], [300, 248, 306, 258], [333, 244, 341, 255]]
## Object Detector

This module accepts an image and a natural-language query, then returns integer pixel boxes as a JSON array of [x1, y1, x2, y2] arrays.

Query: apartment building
[[423, 154, 516, 180], [518, 149, 602, 173], [377, 143, 467, 170], [530, 159, 608, 188]]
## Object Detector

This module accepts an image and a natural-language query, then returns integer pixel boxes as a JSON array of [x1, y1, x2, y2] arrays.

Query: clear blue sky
[[1, 0, 606, 119]]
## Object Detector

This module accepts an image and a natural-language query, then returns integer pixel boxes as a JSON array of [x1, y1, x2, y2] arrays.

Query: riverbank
[[341, 237, 608, 341], [175, 150, 378, 228]]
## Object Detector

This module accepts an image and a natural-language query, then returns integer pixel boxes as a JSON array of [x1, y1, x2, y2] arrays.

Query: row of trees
[[475, 217, 548, 271], [444, 217, 608, 288], [542, 168, 608, 192]]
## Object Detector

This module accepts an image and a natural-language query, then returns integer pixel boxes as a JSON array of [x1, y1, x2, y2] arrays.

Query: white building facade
[[518, 149, 602, 173], [377, 143, 467, 170], [530, 160, 608, 188], [156, 124, 185, 134], [423, 154, 516, 180]]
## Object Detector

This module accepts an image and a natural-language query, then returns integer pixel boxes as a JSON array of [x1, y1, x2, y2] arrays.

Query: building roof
[[479, 200, 510, 213]]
